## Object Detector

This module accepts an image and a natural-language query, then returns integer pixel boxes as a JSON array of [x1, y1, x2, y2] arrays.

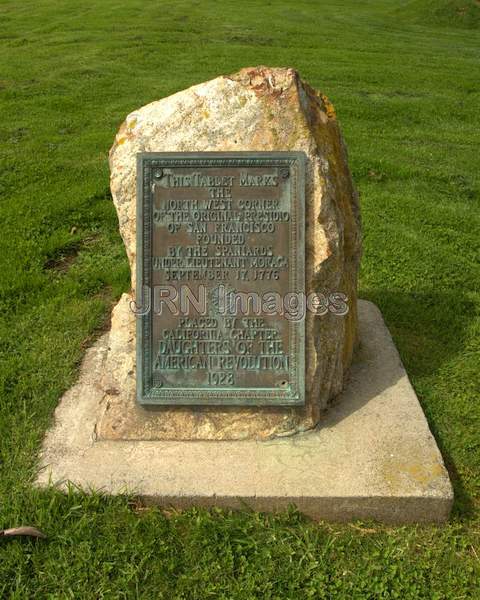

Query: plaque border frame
[[136, 151, 306, 407]]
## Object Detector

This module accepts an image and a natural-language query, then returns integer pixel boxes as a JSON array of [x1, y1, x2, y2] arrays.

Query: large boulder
[[100, 66, 362, 440]]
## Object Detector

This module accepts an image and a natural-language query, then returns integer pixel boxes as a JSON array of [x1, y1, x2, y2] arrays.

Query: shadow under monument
[[322, 289, 476, 518]]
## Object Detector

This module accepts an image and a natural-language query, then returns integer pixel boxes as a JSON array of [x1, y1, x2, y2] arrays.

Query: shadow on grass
[[359, 289, 477, 518]]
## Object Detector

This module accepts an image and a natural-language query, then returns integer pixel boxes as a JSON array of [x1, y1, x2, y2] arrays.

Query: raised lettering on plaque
[[136, 152, 305, 406]]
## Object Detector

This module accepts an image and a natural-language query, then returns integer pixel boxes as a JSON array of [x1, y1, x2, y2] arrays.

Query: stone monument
[[100, 66, 361, 441], [36, 67, 453, 522]]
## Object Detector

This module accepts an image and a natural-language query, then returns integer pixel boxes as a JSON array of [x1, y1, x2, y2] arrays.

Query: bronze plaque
[[136, 152, 305, 406]]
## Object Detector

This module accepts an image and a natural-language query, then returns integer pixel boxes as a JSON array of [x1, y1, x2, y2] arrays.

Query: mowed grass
[[0, 0, 479, 596]]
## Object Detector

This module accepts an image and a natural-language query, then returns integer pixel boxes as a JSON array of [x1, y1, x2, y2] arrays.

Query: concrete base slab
[[35, 301, 453, 523]]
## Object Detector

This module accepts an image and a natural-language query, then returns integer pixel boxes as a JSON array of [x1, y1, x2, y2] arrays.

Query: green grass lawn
[[1, 0, 479, 596]]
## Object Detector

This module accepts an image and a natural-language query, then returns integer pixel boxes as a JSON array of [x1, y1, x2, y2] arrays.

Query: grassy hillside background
[[0, 0, 479, 596]]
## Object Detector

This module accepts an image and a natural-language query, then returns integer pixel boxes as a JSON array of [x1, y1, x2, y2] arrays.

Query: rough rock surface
[[102, 66, 362, 440]]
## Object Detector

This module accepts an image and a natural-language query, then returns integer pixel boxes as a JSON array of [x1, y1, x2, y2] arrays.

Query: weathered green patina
[[136, 152, 305, 406]]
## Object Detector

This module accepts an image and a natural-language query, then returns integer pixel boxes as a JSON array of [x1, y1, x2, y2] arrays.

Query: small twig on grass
[[0, 527, 46, 539]]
